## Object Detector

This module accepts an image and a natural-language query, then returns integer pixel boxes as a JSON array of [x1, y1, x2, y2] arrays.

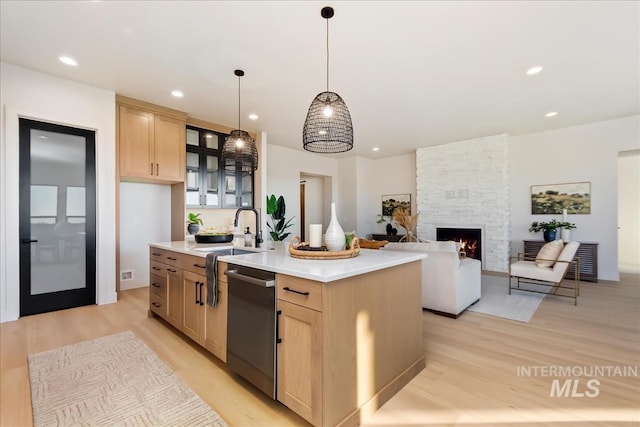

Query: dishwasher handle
[[225, 269, 276, 288]]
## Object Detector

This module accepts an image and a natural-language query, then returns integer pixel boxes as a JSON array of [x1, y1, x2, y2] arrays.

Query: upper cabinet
[[117, 96, 187, 184], [185, 124, 254, 209]]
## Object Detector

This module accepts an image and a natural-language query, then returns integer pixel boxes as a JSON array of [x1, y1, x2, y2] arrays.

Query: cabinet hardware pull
[[152, 267, 161, 271], [199, 282, 204, 306], [150, 162, 153, 175], [152, 302, 161, 308], [156, 163, 159, 175], [151, 283, 161, 288], [22, 238, 38, 244], [283, 287, 310, 296], [167, 268, 177, 273], [152, 252, 161, 256], [193, 263, 206, 268], [167, 256, 177, 261], [195, 281, 200, 304], [276, 310, 282, 344]]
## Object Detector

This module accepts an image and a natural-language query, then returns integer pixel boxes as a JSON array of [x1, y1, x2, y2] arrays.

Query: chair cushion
[[535, 240, 564, 267]]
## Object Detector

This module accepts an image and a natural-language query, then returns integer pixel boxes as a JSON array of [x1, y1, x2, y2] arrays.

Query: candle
[[562, 208, 567, 223], [309, 224, 323, 247]]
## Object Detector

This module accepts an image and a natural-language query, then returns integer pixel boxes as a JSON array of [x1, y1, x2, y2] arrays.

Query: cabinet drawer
[[162, 251, 182, 268], [149, 271, 166, 297], [182, 254, 208, 275], [149, 260, 167, 275], [150, 292, 167, 317], [277, 274, 322, 312], [149, 247, 166, 262]]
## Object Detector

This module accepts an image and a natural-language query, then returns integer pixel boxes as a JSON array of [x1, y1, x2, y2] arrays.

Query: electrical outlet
[[121, 270, 133, 281]]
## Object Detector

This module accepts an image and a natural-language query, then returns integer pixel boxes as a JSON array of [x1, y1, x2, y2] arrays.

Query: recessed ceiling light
[[526, 66, 543, 75], [59, 56, 78, 66], [248, 113, 258, 120], [171, 90, 184, 98], [372, 147, 380, 152], [545, 111, 558, 117], [39, 135, 48, 139]]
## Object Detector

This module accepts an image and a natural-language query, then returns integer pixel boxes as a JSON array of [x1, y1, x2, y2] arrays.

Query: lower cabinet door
[[182, 271, 205, 344], [165, 266, 183, 329], [277, 300, 323, 426], [204, 280, 227, 362]]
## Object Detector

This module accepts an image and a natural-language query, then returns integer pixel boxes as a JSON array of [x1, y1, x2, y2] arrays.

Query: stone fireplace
[[437, 227, 482, 261], [416, 134, 510, 273]]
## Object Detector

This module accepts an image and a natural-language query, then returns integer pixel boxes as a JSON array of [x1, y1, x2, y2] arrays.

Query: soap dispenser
[[244, 227, 252, 247]]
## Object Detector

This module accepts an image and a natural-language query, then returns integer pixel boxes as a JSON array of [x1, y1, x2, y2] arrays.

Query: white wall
[[618, 149, 640, 273], [0, 62, 117, 322], [119, 182, 171, 289], [510, 115, 640, 281], [266, 145, 339, 240], [355, 154, 417, 237]]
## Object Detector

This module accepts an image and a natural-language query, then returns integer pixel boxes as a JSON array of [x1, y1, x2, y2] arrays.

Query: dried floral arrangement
[[392, 208, 419, 235]]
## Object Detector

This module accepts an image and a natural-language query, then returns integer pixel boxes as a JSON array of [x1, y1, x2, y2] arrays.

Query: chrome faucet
[[234, 207, 263, 248]]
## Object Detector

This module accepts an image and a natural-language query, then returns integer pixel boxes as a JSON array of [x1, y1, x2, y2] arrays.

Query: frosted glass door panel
[[30, 129, 86, 295]]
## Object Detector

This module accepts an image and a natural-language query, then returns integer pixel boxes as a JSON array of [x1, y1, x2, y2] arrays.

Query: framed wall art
[[382, 194, 411, 216], [531, 182, 591, 214]]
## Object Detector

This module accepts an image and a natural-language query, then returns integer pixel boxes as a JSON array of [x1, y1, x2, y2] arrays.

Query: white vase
[[561, 228, 571, 242], [324, 203, 345, 252]]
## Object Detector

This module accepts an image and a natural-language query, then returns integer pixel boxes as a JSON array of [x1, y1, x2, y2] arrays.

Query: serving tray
[[288, 235, 360, 260]]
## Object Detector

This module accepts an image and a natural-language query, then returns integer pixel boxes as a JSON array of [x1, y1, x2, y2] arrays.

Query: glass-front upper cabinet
[[185, 125, 253, 209]]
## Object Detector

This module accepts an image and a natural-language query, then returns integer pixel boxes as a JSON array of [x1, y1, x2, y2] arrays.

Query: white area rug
[[28, 331, 227, 427], [466, 275, 550, 322]]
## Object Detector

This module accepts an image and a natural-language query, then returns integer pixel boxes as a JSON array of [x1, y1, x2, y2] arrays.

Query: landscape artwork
[[382, 194, 411, 216], [531, 182, 591, 214]]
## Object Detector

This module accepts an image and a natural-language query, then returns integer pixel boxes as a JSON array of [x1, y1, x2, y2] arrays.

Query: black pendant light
[[303, 6, 353, 153], [221, 69, 258, 172]]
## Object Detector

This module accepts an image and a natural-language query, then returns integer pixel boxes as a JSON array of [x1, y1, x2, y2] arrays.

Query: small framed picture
[[531, 182, 591, 214], [382, 194, 411, 216]]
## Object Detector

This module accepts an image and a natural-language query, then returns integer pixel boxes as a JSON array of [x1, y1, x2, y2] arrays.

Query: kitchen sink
[[193, 247, 255, 256]]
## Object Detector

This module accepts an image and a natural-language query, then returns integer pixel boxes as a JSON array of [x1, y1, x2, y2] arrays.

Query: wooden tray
[[289, 235, 360, 260]]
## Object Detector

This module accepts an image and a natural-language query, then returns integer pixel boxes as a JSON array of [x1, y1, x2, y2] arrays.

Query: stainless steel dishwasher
[[225, 264, 278, 399]]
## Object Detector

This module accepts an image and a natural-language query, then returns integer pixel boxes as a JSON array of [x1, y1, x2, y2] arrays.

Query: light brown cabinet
[[277, 299, 322, 426], [117, 98, 186, 183], [204, 261, 228, 362], [149, 248, 227, 363]]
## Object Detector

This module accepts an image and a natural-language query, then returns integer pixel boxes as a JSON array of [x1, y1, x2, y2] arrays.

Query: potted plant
[[266, 195, 294, 241], [558, 221, 577, 242], [186, 212, 203, 235], [529, 219, 562, 242]]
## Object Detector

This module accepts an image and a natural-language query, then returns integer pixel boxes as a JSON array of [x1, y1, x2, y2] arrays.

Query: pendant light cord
[[326, 16, 330, 92], [238, 74, 241, 129]]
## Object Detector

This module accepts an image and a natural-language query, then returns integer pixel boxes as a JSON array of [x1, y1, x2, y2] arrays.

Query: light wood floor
[[1, 274, 639, 427]]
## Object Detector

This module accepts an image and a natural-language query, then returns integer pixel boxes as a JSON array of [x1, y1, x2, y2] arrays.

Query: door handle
[[283, 287, 310, 296], [199, 282, 204, 306], [151, 283, 161, 288], [225, 269, 276, 287], [276, 310, 282, 344], [195, 282, 200, 305], [156, 163, 159, 176], [150, 162, 153, 176], [22, 238, 38, 244]]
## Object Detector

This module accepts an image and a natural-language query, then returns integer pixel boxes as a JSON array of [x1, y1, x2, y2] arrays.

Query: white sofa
[[381, 241, 481, 317]]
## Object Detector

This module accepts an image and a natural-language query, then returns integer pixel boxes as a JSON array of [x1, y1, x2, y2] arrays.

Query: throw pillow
[[535, 240, 564, 267]]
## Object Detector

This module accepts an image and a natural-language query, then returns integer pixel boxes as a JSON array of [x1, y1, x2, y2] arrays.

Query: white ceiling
[[1, 1, 638, 158]]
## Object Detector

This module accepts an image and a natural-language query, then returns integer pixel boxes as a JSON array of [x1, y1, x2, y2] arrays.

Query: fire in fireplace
[[436, 228, 482, 261]]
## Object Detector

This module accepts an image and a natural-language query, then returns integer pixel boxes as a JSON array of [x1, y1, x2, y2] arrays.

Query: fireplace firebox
[[436, 228, 482, 261]]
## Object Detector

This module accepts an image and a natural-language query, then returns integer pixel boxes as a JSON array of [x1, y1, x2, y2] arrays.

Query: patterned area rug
[[28, 331, 227, 426], [466, 275, 550, 322]]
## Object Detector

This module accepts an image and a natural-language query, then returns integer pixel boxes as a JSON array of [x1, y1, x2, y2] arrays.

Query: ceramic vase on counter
[[324, 203, 345, 252]]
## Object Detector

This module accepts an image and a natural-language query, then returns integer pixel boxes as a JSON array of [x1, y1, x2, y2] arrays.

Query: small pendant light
[[303, 6, 353, 153], [221, 69, 258, 172]]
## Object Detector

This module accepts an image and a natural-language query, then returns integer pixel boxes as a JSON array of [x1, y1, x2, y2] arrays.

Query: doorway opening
[[618, 150, 640, 274], [300, 173, 331, 243]]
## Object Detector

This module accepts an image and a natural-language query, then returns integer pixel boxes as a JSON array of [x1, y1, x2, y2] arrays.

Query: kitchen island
[[148, 241, 427, 427]]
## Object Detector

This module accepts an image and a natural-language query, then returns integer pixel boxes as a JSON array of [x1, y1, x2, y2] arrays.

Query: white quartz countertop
[[149, 241, 427, 283]]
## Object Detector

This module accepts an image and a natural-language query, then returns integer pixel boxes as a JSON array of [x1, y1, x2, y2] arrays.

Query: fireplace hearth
[[436, 227, 482, 261]]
